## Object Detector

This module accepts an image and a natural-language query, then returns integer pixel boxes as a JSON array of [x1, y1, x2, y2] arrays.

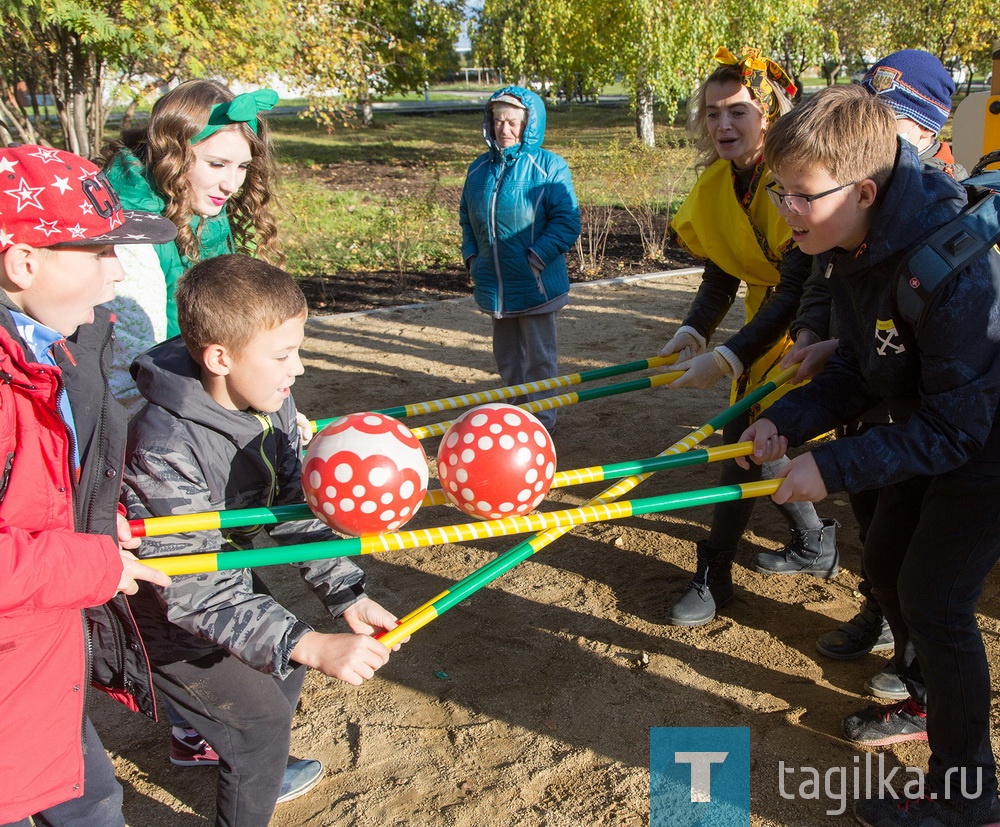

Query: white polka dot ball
[[301, 412, 429, 536], [437, 403, 556, 520]]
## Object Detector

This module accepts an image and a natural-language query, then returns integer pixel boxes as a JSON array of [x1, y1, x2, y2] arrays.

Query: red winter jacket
[[0, 303, 152, 821]]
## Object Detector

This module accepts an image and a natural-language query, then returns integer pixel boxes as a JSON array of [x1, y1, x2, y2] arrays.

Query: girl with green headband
[[98, 80, 324, 805], [100, 79, 283, 416], [656, 48, 840, 627]]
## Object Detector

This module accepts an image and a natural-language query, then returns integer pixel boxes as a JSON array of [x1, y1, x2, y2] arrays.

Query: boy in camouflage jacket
[[123, 254, 403, 827]]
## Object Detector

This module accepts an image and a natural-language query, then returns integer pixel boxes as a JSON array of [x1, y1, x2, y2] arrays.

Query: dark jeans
[[1, 718, 124, 827], [706, 413, 822, 551], [152, 650, 307, 827], [844, 421, 881, 605], [864, 469, 1000, 802], [492, 312, 559, 430]]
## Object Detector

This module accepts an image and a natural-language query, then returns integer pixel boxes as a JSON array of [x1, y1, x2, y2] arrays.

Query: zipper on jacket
[[254, 413, 278, 508], [0, 451, 13, 503], [82, 610, 93, 753], [489, 162, 509, 314], [82, 323, 115, 533], [225, 413, 278, 546]]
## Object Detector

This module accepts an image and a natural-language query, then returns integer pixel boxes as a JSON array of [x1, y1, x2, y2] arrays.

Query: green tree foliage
[[0, 0, 293, 154], [285, 0, 463, 127], [0, 0, 145, 155], [474, 0, 722, 148], [0, 0, 461, 153]]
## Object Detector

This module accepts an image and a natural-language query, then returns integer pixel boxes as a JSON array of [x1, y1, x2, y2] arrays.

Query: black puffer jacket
[[766, 140, 1000, 493]]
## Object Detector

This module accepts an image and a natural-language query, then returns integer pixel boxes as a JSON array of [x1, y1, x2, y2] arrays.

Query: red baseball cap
[[0, 144, 177, 251]]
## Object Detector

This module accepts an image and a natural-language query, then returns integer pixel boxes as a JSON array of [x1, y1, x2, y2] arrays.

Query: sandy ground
[[92, 272, 1000, 826]]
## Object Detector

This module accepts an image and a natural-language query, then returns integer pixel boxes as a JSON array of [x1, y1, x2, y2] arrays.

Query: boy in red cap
[[0, 144, 177, 826]]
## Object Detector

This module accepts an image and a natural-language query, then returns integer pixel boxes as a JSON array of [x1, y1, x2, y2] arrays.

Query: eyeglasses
[[764, 180, 857, 215]]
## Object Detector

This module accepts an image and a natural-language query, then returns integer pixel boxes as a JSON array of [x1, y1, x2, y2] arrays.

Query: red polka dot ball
[[302, 412, 429, 536], [437, 403, 556, 520]]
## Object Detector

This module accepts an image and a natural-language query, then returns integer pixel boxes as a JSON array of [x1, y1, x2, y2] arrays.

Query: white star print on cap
[[0, 144, 177, 251]]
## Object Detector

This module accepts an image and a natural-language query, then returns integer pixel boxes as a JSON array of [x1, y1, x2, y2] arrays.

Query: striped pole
[[311, 354, 678, 431], [141, 480, 781, 577], [376, 366, 797, 648], [409, 368, 684, 440], [128, 442, 755, 539]]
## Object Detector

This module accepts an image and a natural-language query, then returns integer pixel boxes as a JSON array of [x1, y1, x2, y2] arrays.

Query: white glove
[[660, 328, 705, 363]]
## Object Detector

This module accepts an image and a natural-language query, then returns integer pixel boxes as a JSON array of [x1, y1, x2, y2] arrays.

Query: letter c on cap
[[82, 172, 122, 219]]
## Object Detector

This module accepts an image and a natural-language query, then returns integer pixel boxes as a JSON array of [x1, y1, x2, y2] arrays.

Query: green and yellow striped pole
[[407, 368, 684, 440], [142, 479, 781, 577], [311, 367, 685, 441], [311, 353, 678, 431], [376, 366, 797, 648], [128, 441, 755, 539]]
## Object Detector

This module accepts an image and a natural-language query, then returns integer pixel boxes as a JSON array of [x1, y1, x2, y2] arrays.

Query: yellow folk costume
[[671, 158, 796, 404], [662, 47, 837, 631], [670, 46, 800, 406]]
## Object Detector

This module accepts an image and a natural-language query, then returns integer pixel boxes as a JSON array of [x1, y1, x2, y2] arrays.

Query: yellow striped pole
[[311, 353, 678, 431], [142, 480, 782, 577], [407, 369, 683, 440]]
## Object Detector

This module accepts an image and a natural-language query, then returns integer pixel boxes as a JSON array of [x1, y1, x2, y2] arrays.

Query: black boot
[[667, 541, 736, 627], [751, 518, 839, 578], [816, 599, 893, 659]]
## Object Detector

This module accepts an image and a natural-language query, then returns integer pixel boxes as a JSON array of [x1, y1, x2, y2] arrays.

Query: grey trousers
[[2, 718, 124, 827], [492, 311, 559, 430], [153, 650, 307, 827]]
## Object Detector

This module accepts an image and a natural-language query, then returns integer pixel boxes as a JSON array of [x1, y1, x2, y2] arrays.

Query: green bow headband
[[715, 47, 797, 121], [190, 88, 280, 144]]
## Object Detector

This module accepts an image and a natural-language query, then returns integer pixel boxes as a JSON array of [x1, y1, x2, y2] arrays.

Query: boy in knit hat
[[0, 144, 175, 825], [861, 48, 967, 179]]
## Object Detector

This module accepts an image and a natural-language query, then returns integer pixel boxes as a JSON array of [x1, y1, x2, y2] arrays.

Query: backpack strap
[[895, 179, 1000, 332]]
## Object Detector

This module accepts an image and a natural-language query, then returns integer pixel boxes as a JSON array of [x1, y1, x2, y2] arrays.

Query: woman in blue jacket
[[460, 86, 581, 432]]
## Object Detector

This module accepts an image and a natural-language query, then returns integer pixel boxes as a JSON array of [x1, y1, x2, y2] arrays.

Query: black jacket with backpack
[[764, 139, 1000, 494]]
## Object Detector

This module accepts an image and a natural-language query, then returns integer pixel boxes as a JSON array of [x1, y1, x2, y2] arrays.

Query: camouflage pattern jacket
[[122, 337, 366, 676]]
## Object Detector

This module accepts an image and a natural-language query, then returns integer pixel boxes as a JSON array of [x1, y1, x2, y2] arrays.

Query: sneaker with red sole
[[855, 793, 1000, 826], [169, 731, 220, 767], [842, 697, 928, 747]]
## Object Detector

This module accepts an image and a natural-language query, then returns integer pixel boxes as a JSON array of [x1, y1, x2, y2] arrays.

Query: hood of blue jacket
[[483, 86, 547, 160]]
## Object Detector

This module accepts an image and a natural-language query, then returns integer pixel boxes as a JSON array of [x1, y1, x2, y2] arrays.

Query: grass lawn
[[268, 103, 696, 279]]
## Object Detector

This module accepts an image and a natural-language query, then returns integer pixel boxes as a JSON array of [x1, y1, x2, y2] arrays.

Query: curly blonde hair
[[103, 79, 284, 266], [687, 64, 794, 170]]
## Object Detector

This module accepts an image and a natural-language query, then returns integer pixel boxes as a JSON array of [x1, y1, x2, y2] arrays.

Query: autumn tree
[[0, 0, 292, 155], [882, 0, 997, 90], [285, 0, 463, 127], [111, 1, 294, 133], [473, 0, 723, 148], [0, 1, 145, 155]]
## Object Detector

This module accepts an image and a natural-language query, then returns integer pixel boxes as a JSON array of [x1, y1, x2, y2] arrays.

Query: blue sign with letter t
[[650, 727, 750, 826]]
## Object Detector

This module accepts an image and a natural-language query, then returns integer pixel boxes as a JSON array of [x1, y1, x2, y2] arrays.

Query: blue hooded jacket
[[459, 86, 581, 317]]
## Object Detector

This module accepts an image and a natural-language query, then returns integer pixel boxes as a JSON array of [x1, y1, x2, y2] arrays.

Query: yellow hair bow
[[715, 47, 797, 121]]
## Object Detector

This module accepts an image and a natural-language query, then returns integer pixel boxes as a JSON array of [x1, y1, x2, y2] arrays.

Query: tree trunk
[[0, 77, 41, 145], [634, 70, 655, 149], [822, 60, 842, 86], [119, 96, 141, 134], [359, 98, 374, 127]]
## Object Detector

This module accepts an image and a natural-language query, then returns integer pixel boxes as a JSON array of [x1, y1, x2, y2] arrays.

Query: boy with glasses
[[741, 84, 1000, 825]]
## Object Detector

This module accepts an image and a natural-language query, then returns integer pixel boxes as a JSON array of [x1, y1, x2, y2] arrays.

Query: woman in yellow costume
[[662, 47, 839, 626]]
